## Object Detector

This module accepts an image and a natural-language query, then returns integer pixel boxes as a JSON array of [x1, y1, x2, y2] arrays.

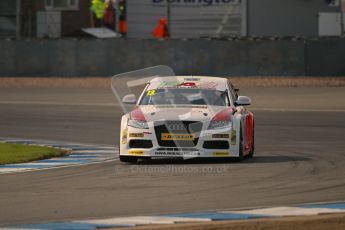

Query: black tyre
[[120, 155, 138, 163]]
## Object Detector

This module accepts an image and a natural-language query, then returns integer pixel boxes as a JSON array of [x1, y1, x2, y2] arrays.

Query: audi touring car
[[119, 76, 254, 163]]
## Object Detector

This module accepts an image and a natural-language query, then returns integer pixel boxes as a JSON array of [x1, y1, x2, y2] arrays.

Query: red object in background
[[118, 0, 127, 36], [119, 20, 127, 33], [152, 17, 169, 39], [103, 7, 115, 24]]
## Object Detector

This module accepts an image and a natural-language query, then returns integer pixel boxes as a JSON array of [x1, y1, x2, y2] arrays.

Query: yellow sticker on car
[[147, 90, 155, 96], [161, 133, 195, 141], [213, 152, 230, 156], [121, 128, 128, 144], [128, 150, 144, 155], [129, 133, 144, 138]]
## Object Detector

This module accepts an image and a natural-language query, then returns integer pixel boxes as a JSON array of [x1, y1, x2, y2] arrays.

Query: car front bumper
[[120, 125, 240, 158]]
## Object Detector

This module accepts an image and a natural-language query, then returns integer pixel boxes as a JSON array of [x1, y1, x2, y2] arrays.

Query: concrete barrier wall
[[305, 39, 345, 76], [0, 38, 344, 76]]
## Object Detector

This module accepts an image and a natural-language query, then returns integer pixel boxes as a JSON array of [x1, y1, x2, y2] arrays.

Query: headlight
[[128, 119, 149, 129], [128, 107, 149, 129], [208, 108, 233, 130]]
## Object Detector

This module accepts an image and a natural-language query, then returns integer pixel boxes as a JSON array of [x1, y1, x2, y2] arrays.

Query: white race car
[[119, 76, 254, 163]]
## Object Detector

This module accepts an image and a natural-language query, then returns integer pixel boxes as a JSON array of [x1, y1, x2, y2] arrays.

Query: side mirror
[[235, 96, 251, 106], [122, 94, 137, 104]]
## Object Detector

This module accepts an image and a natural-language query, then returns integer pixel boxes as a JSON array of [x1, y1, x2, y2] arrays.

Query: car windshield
[[139, 88, 229, 106]]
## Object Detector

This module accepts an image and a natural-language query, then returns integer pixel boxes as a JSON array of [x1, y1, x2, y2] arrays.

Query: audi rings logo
[[166, 124, 187, 131]]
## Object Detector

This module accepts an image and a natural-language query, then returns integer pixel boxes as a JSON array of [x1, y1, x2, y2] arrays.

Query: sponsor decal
[[143, 131, 152, 135], [121, 128, 128, 144], [213, 151, 230, 156], [177, 82, 197, 88], [198, 82, 218, 89], [184, 78, 200, 81], [129, 133, 144, 138], [128, 150, 144, 155], [161, 133, 195, 141], [157, 81, 218, 89], [158, 81, 182, 88], [212, 133, 230, 138], [231, 129, 237, 145], [158, 81, 197, 89], [155, 151, 199, 156]]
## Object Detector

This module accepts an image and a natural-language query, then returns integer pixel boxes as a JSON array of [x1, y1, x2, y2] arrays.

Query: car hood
[[134, 105, 226, 122]]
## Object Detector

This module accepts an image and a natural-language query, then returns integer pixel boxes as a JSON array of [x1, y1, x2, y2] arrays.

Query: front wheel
[[120, 155, 138, 163]]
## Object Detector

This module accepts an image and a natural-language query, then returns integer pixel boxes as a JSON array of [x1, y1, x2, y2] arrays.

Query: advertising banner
[[127, 0, 243, 38]]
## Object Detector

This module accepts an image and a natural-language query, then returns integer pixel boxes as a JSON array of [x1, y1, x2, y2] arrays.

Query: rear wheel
[[120, 155, 138, 163]]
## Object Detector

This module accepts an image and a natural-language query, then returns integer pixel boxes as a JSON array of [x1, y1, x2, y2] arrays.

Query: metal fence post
[[16, 0, 21, 39], [167, 0, 171, 37], [340, 0, 344, 35]]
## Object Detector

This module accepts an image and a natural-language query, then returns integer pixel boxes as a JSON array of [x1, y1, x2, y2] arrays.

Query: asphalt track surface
[[0, 87, 345, 225]]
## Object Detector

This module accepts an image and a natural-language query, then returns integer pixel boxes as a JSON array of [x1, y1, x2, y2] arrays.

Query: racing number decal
[[147, 90, 155, 96]]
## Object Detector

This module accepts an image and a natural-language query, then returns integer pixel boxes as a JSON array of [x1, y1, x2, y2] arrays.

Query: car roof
[[147, 76, 228, 91]]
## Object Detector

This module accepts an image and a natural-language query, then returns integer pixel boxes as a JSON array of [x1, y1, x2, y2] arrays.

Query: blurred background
[[0, 0, 344, 76]]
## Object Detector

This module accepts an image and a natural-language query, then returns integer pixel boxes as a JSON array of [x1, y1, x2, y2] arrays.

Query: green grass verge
[[0, 143, 69, 165]]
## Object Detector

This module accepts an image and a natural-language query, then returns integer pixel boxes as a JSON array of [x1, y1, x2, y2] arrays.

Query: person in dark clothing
[[103, 0, 117, 31]]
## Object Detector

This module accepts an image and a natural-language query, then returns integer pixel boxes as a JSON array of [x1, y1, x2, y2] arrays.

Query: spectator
[[152, 17, 169, 39], [90, 0, 105, 27], [103, 0, 117, 31]]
